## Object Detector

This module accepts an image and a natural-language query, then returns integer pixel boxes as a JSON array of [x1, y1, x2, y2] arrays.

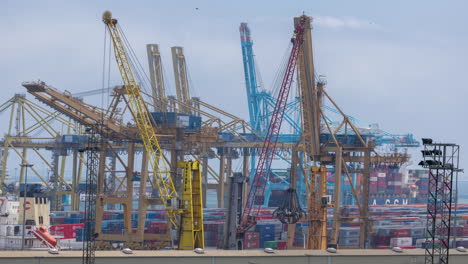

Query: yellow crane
[[102, 11, 203, 250]]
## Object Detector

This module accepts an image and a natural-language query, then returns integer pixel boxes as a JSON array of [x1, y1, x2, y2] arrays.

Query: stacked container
[[338, 227, 360, 247], [255, 224, 275, 248], [243, 231, 260, 249]]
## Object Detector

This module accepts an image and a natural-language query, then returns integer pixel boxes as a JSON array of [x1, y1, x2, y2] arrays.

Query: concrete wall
[[0, 249, 466, 264]]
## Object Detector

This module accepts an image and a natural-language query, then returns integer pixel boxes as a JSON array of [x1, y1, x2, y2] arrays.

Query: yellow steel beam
[[7, 141, 49, 186], [307, 166, 327, 249], [21, 100, 59, 136], [178, 161, 204, 250]]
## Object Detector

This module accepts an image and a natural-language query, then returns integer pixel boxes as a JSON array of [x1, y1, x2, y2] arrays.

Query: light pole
[[20, 163, 33, 250]]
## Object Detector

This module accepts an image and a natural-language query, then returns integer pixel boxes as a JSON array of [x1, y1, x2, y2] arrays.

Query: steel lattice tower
[[82, 126, 100, 264], [420, 139, 462, 264]]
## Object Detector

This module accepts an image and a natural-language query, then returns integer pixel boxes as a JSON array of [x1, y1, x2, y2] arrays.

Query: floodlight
[[422, 138, 433, 145], [421, 150, 432, 156]]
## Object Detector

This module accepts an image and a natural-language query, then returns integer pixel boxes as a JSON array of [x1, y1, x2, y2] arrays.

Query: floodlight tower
[[419, 138, 463, 264]]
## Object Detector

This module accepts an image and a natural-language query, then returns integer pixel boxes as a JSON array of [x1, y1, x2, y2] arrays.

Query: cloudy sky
[[1, 0, 467, 185]]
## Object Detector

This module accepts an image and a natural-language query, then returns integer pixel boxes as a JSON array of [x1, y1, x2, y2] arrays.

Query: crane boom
[[147, 44, 167, 112], [240, 23, 261, 132], [102, 11, 178, 226], [238, 18, 306, 233]]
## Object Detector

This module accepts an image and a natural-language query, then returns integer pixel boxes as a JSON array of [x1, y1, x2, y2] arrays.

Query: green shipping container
[[263, 241, 278, 249]]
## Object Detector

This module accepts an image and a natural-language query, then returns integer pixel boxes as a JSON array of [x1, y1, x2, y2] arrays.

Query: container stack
[[49, 223, 84, 239], [255, 224, 275, 248], [204, 222, 223, 247], [52, 203, 468, 249], [263, 240, 287, 250], [338, 227, 360, 247], [243, 231, 260, 249]]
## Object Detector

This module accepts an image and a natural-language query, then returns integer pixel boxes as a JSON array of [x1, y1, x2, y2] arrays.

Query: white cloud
[[313, 16, 381, 30]]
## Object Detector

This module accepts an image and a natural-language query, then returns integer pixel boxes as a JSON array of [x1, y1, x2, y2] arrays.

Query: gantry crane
[[102, 11, 203, 250]]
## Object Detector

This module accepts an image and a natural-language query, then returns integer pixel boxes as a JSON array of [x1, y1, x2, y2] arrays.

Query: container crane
[[102, 11, 203, 250], [236, 18, 307, 241]]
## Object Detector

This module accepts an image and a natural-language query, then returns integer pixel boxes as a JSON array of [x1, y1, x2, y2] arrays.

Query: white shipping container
[[370, 177, 378, 182], [378, 173, 386, 178], [394, 181, 402, 186], [387, 181, 394, 186], [390, 237, 412, 247]]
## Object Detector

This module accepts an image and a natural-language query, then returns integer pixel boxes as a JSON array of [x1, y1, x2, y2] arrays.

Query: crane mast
[[294, 15, 328, 249], [295, 16, 321, 159], [238, 18, 306, 233], [102, 11, 178, 225]]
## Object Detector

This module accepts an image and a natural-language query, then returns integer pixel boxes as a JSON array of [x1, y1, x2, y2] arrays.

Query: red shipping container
[[463, 225, 468, 236], [277, 241, 287, 250], [374, 236, 391, 245], [390, 228, 411, 237], [244, 231, 260, 241], [147, 222, 168, 234], [50, 223, 84, 239], [374, 246, 390, 249], [244, 232, 260, 249]]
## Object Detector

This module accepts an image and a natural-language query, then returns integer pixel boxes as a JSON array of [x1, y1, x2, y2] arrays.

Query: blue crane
[[240, 23, 262, 132]]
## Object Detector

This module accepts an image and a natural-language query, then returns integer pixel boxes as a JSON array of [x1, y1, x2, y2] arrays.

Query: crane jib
[[103, 14, 179, 227]]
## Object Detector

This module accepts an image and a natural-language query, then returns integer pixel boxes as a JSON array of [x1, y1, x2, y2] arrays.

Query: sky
[[1, 0, 467, 186]]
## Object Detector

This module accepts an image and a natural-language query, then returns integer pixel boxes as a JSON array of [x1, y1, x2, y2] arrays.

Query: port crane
[[238, 15, 412, 250], [102, 11, 204, 250], [227, 16, 307, 250], [239, 22, 418, 211], [236, 16, 327, 250]]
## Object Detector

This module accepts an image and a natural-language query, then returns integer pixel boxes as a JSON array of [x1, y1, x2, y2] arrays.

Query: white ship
[[0, 197, 60, 249]]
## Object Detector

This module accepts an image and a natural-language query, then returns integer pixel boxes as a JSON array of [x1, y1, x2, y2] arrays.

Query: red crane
[[238, 18, 307, 233]]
